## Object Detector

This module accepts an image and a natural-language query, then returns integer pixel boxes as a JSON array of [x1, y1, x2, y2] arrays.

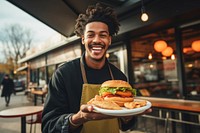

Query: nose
[[92, 35, 101, 43]]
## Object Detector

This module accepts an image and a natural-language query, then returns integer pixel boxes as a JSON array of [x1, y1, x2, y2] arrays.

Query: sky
[[0, 0, 60, 61]]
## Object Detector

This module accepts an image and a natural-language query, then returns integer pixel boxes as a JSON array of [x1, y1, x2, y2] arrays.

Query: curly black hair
[[74, 3, 120, 37]]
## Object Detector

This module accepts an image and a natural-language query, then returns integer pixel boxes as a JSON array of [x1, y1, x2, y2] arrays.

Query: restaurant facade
[[17, 0, 200, 133]]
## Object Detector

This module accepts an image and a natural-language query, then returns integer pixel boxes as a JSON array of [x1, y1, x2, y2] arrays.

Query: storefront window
[[131, 28, 180, 98], [107, 46, 128, 75], [39, 67, 46, 87], [182, 23, 200, 100], [47, 65, 56, 83], [30, 69, 38, 83]]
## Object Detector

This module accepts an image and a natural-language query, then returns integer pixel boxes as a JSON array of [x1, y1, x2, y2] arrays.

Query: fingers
[[139, 108, 152, 115], [79, 104, 115, 122], [80, 105, 94, 112], [146, 108, 152, 113]]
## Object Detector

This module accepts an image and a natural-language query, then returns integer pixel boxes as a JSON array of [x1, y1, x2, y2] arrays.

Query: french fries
[[87, 95, 147, 110], [87, 95, 122, 110], [124, 100, 147, 109]]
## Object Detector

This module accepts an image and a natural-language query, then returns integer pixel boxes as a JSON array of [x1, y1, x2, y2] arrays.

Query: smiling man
[[83, 21, 111, 68], [42, 3, 151, 133]]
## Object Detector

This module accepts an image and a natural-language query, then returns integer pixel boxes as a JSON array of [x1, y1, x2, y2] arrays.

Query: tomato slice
[[101, 92, 114, 97], [101, 91, 133, 97]]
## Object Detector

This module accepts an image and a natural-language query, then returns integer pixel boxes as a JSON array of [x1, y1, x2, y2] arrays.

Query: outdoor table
[[31, 90, 47, 105], [0, 106, 43, 133]]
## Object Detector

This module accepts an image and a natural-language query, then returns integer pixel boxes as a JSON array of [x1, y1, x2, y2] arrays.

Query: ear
[[109, 37, 112, 45], [81, 36, 85, 45]]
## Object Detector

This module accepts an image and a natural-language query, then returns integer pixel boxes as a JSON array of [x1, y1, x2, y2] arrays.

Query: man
[[42, 3, 151, 133], [1, 74, 14, 106]]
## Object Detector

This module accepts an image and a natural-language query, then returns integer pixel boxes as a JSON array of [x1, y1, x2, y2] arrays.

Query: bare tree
[[0, 24, 34, 76], [0, 24, 33, 64]]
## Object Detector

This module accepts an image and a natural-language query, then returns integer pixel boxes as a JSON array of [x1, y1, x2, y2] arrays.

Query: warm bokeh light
[[106, 53, 110, 58], [162, 46, 173, 57], [171, 54, 175, 60], [188, 64, 193, 68], [183, 47, 193, 53], [148, 53, 152, 60], [162, 56, 167, 60], [154, 40, 168, 52], [141, 13, 148, 22], [191, 40, 200, 52]]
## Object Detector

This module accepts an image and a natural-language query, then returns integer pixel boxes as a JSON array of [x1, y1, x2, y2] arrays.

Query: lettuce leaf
[[99, 87, 137, 96]]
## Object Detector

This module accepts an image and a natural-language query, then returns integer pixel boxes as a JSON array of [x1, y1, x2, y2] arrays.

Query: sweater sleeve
[[42, 68, 82, 133], [119, 117, 137, 131]]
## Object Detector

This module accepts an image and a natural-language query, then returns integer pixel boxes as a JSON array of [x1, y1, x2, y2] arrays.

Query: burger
[[99, 80, 136, 107]]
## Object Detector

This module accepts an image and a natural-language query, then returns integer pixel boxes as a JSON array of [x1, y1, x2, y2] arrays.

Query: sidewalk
[[0, 90, 42, 133]]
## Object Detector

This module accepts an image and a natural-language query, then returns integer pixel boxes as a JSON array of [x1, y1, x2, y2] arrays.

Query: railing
[[135, 97, 200, 133]]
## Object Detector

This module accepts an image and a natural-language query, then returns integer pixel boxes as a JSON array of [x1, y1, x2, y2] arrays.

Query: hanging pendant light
[[141, 12, 148, 22], [141, 0, 149, 22], [171, 54, 175, 60], [148, 53, 152, 60], [162, 46, 173, 57], [191, 40, 200, 52], [154, 40, 168, 52]]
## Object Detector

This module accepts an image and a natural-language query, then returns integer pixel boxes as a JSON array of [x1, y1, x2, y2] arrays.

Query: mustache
[[88, 43, 105, 49]]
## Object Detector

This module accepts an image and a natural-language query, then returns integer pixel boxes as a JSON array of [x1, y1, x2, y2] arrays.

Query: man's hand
[[70, 105, 152, 128], [71, 105, 115, 126]]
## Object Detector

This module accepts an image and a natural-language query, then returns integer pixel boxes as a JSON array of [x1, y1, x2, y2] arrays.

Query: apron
[[80, 58, 120, 133]]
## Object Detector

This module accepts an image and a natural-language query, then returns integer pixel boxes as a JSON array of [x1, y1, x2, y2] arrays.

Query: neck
[[85, 56, 106, 69]]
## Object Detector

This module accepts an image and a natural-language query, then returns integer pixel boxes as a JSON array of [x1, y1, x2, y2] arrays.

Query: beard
[[89, 54, 104, 62], [88, 43, 107, 62]]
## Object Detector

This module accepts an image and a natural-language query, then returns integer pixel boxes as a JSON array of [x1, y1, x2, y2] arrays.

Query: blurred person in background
[[1, 74, 14, 106]]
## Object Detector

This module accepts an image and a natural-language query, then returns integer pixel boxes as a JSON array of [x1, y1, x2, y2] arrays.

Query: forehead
[[85, 22, 109, 33]]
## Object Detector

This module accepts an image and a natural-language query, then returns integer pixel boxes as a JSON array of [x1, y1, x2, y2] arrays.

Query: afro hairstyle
[[74, 3, 120, 37]]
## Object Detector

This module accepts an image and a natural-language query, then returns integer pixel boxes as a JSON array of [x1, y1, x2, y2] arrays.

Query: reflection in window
[[131, 28, 179, 99], [39, 67, 46, 87], [107, 46, 127, 75], [47, 65, 56, 83], [182, 23, 200, 100], [30, 69, 38, 84]]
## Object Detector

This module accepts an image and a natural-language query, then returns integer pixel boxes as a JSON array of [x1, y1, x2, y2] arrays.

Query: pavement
[[0, 90, 42, 133]]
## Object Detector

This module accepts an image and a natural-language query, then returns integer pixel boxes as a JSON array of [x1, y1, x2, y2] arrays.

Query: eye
[[87, 33, 94, 38], [100, 34, 107, 38]]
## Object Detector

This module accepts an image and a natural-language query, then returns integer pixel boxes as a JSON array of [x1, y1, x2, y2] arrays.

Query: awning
[[16, 65, 28, 72], [7, 0, 141, 37]]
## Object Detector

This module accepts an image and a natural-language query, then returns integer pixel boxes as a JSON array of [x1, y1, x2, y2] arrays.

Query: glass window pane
[[30, 69, 38, 83], [182, 23, 200, 101], [107, 46, 127, 75], [47, 65, 56, 82], [39, 67, 46, 86], [131, 28, 180, 98]]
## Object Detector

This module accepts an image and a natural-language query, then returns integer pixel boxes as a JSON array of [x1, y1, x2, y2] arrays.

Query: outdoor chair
[[26, 112, 42, 133]]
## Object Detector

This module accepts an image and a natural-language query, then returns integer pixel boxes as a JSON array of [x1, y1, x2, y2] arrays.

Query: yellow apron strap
[[108, 63, 114, 80], [80, 57, 88, 83]]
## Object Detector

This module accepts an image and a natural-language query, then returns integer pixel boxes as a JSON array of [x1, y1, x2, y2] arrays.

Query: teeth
[[92, 47, 102, 50]]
